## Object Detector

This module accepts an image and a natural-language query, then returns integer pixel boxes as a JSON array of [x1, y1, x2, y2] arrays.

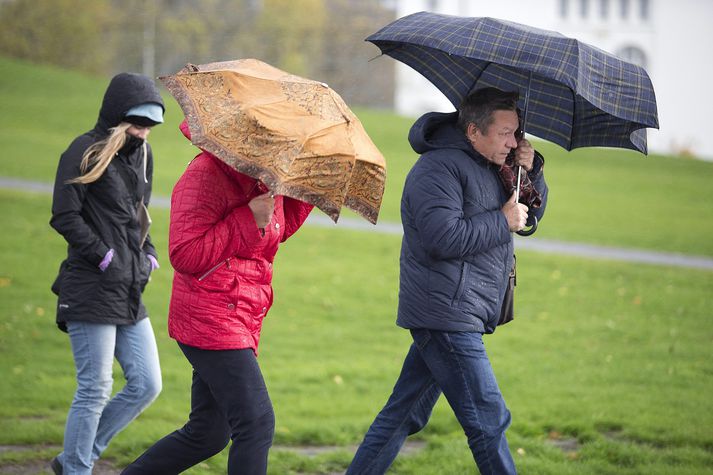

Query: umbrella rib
[[568, 91, 577, 150]]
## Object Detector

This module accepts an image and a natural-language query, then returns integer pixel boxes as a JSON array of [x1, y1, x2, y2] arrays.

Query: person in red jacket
[[122, 121, 313, 475]]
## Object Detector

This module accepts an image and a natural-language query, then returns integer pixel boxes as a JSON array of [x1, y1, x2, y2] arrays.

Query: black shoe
[[50, 457, 62, 475]]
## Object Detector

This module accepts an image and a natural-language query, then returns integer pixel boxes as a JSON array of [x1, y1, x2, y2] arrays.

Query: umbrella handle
[[516, 215, 538, 236]]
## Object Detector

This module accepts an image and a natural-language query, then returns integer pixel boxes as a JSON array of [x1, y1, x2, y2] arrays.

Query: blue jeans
[[347, 330, 516, 475], [121, 343, 275, 475], [57, 319, 162, 475]]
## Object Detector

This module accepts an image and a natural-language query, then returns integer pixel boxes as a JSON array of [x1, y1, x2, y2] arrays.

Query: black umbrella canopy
[[367, 12, 659, 153]]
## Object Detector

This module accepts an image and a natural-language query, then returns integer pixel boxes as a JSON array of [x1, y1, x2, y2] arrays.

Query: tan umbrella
[[159, 58, 386, 224]]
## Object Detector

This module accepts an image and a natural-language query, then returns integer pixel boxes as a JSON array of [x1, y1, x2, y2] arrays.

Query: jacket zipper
[[198, 259, 228, 281]]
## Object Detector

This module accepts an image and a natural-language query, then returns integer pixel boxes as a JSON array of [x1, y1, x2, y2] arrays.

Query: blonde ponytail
[[68, 122, 133, 185]]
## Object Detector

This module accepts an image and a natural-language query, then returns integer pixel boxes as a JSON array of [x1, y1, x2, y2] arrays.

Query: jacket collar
[[409, 111, 494, 168]]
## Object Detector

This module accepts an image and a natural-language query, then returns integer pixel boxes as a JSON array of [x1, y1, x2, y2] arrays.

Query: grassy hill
[[1, 58, 712, 474], [1, 56, 713, 256]]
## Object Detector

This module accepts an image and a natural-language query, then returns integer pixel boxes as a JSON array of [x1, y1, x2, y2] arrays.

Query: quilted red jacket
[[167, 121, 313, 351]]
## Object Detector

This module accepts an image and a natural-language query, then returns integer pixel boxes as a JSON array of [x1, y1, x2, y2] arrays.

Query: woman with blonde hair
[[49, 72, 165, 475]]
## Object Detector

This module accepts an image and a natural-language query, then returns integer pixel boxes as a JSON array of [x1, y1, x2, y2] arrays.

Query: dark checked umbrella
[[367, 11, 659, 153], [367, 11, 659, 234]]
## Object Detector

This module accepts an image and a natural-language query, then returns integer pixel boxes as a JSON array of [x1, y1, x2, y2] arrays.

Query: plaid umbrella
[[367, 11, 659, 154]]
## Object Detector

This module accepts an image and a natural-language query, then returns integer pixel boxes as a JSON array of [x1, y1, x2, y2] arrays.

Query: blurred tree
[[140, 0, 260, 76], [0, 0, 394, 108], [0, 0, 113, 74], [142, 0, 158, 78], [319, 0, 394, 107], [116, 0, 214, 76], [252, 0, 326, 77]]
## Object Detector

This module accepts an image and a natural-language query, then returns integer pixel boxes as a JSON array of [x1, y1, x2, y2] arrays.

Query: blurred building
[[381, 0, 713, 159]]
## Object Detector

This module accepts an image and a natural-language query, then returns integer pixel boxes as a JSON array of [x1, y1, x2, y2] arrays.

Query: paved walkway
[[4, 176, 712, 271]]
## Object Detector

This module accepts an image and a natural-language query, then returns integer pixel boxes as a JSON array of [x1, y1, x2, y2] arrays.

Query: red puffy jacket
[[167, 122, 313, 352]]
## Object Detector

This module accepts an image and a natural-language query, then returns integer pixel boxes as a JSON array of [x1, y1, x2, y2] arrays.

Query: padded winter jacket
[[167, 121, 313, 351], [397, 112, 548, 334], [50, 73, 164, 331]]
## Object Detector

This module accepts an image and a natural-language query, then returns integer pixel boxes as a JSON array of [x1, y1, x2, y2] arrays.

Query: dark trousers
[[347, 330, 515, 475], [122, 343, 275, 475]]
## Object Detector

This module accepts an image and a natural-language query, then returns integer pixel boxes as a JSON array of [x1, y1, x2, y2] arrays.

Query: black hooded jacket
[[50, 73, 164, 331]]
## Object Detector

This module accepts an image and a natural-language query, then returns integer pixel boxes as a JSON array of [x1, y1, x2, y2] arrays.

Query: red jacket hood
[[179, 119, 264, 194], [179, 119, 192, 141]]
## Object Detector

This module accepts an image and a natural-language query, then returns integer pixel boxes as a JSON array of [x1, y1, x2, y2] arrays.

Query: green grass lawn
[[1, 57, 713, 474], [1, 56, 713, 256], [1, 189, 712, 474]]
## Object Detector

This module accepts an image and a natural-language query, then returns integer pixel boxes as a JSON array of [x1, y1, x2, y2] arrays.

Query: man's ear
[[466, 123, 479, 141]]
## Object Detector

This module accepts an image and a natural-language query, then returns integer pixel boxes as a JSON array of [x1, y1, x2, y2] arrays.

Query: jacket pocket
[[235, 283, 273, 332], [451, 261, 470, 306], [58, 262, 101, 307], [193, 259, 236, 294], [138, 252, 152, 292], [198, 259, 228, 282]]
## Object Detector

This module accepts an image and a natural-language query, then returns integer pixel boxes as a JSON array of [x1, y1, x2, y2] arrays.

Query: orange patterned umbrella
[[159, 58, 386, 224]]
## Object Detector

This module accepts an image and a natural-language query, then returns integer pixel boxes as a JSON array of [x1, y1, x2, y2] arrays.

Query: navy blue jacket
[[397, 112, 548, 334]]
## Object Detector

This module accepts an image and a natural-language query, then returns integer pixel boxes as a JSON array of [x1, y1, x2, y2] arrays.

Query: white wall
[[646, 0, 713, 158], [386, 0, 713, 159]]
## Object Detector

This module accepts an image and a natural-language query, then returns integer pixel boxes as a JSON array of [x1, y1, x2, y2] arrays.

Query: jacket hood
[[179, 119, 260, 193], [95, 73, 165, 135], [179, 119, 192, 140], [408, 111, 474, 157]]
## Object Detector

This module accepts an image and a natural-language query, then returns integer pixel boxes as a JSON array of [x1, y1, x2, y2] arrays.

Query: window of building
[[620, 0, 630, 19], [559, 0, 569, 17], [617, 45, 647, 69], [600, 0, 609, 18], [640, 0, 650, 20]]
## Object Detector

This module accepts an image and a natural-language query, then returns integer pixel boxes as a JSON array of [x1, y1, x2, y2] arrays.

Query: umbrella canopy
[[160, 58, 386, 224], [367, 11, 659, 154]]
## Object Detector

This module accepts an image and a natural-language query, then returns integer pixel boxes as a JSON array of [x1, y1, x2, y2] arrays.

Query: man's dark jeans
[[347, 330, 516, 475], [122, 343, 274, 475]]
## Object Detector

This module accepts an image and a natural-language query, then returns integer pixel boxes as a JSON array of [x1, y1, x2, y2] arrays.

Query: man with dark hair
[[347, 87, 548, 475]]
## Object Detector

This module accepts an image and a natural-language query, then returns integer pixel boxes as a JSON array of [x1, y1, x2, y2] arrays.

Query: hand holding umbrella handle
[[516, 215, 538, 236], [248, 192, 275, 233], [503, 191, 529, 232], [513, 165, 538, 236]]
